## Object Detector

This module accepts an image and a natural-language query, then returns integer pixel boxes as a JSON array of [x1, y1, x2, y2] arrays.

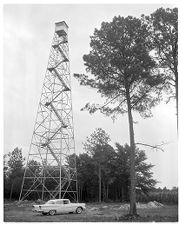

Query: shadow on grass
[[116, 213, 178, 222]]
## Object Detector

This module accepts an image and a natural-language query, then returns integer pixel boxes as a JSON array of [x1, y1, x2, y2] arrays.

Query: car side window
[[63, 200, 69, 204], [56, 200, 63, 204], [47, 201, 55, 204]]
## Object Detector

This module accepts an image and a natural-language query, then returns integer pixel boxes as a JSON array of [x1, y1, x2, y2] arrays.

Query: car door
[[62, 200, 72, 213], [55, 200, 65, 214]]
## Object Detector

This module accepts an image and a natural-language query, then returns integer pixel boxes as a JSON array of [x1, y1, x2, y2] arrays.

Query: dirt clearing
[[4, 201, 178, 222]]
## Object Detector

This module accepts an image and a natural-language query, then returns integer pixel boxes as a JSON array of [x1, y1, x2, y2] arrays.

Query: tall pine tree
[[74, 16, 163, 215]]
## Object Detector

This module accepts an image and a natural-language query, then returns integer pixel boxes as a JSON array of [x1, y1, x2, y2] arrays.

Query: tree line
[[4, 127, 156, 202], [75, 128, 157, 202], [3, 128, 178, 204]]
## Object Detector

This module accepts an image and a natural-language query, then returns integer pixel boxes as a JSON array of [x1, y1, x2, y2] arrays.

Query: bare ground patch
[[4, 201, 178, 222]]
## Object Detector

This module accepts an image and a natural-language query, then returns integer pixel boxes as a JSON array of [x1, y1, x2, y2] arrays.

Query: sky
[[3, 3, 178, 189]]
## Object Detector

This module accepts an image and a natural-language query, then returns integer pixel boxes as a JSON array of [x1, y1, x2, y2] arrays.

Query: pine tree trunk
[[115, 186, 118, 201], [106, 184, 109, 200], [103, 182, 105, 201], [98, 163, 101, 203], [81, 186, 83, 201], [173, 54, 178, 132], [125, 84, 137, 216], [80, 185, 81, 201], [79, 185, 81, 201], [9, 180, 14, 201], [121, 185, 124, 202], [175, 72, 178, 132]]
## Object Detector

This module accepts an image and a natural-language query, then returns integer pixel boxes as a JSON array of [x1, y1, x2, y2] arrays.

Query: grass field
[[4, 201, 178, 222]]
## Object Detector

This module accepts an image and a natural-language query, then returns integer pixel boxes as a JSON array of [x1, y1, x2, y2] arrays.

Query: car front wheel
[[49, 210, 56, 216], [76, 207, 83, 214]]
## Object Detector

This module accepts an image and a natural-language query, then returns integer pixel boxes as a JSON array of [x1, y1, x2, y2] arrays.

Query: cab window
[[63, 200, 69, 204]]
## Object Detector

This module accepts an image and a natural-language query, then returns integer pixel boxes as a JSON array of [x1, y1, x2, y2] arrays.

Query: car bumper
[[32, 209, 42, 212], [32, 209, 48, 213]]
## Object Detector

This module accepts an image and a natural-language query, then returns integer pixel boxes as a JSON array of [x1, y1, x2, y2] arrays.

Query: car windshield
[[46, 200, 55, 204]]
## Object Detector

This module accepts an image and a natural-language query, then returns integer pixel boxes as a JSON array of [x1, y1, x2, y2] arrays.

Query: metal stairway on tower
[[19, 21, 78, 202]]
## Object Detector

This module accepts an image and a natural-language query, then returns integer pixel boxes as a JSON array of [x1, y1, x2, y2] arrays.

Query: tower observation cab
[[55, 21, 68, 36]]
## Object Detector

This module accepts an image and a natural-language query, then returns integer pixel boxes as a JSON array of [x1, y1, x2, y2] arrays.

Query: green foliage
[[4, 140, 158, 203], [137, 187, 178, 204], [83, 128, 115, 202], [114, 144, 157, 196], [84, 128, 111, 154], [3, 154, 8, 178], [4, 147, 25, 200], [7, 147, 24, 172], [142, 7, 178, 119], [73, 11, 175, 215], [75, 130, 157, 202], [74, 15, 164, 119], [76, 153, 97, 201], [150, 8, 177, 74]]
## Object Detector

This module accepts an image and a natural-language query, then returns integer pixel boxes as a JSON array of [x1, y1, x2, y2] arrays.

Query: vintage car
[[32, 199, 86, 215]]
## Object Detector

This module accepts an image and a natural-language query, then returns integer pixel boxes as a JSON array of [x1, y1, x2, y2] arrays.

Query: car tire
[[49, 210, 56, 216], [76, 207, 83, 214]]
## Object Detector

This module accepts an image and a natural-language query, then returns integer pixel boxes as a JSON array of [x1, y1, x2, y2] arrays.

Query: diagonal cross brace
[[46, 143, 60, 164], [48, 67, 70, 91], [52, 44, 68, 62], [48, 127, 64, 141], [41, 143, 70, 180], [44, 89, 69, 109], [48, 102, 67, 128]]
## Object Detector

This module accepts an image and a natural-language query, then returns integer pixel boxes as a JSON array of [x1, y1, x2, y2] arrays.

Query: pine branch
[[166, 95, 176, 104], [135, 141, 170, 152], [100, 94, 121, 109]]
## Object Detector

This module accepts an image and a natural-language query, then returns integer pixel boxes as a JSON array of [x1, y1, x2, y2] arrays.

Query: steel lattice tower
[[19, 21, 78, 202]]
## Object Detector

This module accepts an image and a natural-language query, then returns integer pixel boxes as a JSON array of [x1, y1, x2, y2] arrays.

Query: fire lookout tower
[[19, 21, 78, 202]]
